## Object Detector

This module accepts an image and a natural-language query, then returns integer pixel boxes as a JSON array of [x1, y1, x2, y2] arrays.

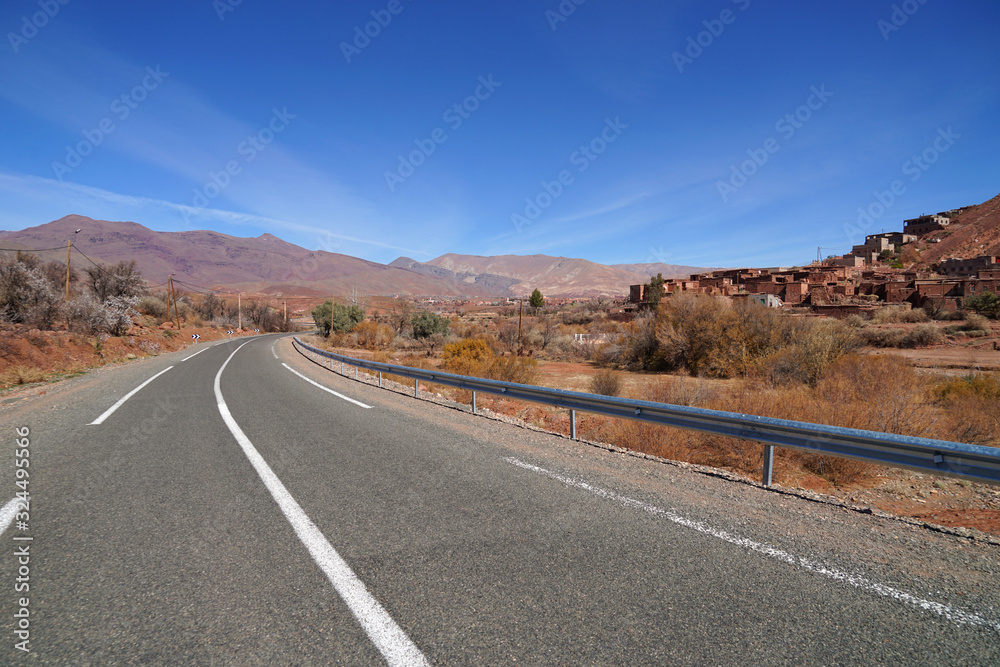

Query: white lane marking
[[505, 457, 1000, 633], [271, 342, 278, 359], [89, 366, 174, 425], [282, 363, 372, 409], [0, 497, 24, 536], [182, 347, 209, 362], [215, 344, 427, 666]]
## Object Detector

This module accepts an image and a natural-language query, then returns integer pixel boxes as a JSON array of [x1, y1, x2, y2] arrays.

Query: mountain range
[[0, 215, 708, 298]]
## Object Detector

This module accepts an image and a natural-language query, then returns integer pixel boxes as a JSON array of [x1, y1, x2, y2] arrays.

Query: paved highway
[[1, 334, 999, 664]]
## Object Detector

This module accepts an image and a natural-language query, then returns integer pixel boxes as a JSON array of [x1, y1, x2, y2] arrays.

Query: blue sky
[[0, 0, 997, 269]]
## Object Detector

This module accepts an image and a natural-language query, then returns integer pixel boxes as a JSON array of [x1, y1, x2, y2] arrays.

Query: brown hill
[[913, 192, 1000, 267], [422, 254, 711, 298], [0, 215, 493, 297], [1, 215, 714, 299]]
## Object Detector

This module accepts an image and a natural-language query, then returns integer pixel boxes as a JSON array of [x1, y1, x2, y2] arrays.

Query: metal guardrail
[[292, 337, 1000, 487]]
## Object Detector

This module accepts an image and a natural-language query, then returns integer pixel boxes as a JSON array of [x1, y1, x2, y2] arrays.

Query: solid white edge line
[[182, 347, 210, 362], [89, 366, 174, 425], [271, 342, 279, 359], [215, 342, 427, 666], [504, 456, 1000, 633], [0, 496, 24, 536], [282, 363, 372, 409]]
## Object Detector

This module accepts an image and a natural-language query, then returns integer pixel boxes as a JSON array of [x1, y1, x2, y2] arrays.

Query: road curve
[[0, 334, 998, 664]]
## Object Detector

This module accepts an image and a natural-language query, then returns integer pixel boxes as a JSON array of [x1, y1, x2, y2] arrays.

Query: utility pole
[[168, 274, 181, 330], [283, 301, 287, 327], [238, 293, 242, 330], [517, 298, 523, 356], [64, 240, 71, 301]]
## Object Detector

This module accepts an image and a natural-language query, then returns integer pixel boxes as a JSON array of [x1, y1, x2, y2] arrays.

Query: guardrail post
[[570, 409, 577, 440], [378, 371, 382, 388], [472, 390, 477, 414], [414, 378, 419, 398], [355, 366, 358, 381], [762, 444, 775, 487], [341, 360, 344, 374]]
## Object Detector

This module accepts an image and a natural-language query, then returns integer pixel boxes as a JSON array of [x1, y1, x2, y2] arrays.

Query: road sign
[[191, 334, 201, 340], [254, 329, 260, 333]]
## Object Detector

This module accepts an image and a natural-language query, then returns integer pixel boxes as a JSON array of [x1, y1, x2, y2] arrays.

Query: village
[[629, 208, 999, 317]]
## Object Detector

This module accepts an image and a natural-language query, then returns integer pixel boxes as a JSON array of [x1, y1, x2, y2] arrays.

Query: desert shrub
[[845, 314, 865, 328], [902, 324, 943, 347], [963, 312, 990, 332], [411, 311, 450, 339], [137, 294, 170, 321], [0, 256, 62, 328], [870, 305, 929, 324], [654, 293, 730, 375], [640, 375, 711, 407], [485, 356, 538, 384], [353, 321, 395, 350], [859, 327, 907, 348], [85, 260, 145, 303], [66, 295, 137, 336], [441, 338, 495, 376], [589, 368, 623, 396], [933, 373, 1000, 446]]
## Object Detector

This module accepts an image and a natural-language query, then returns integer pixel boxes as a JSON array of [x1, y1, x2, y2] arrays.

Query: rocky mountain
[[910, 192, 1000, 267], [0, 215, 711, 298], [419, 254, 706, 298]]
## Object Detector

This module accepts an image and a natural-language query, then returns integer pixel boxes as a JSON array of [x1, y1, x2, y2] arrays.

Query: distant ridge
[[0, 215, 714, 298]]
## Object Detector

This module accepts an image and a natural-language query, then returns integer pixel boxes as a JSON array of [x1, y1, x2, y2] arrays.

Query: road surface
[[1, 334, 998, 664]]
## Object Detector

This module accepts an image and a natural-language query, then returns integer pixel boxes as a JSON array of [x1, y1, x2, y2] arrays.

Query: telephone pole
[[238, 293, 242, 330], [168, 274, 181, 330], [64, 240, 72, 301]]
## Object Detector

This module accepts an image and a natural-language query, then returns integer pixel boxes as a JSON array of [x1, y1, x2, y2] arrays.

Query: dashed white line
[[504, 456, 1000, 633], [215, 342, 426, 666], [0, 497, 24, 536], [89, 366, 174, 425], [182, 347, 209, 362], [282, 363, 372, 409]]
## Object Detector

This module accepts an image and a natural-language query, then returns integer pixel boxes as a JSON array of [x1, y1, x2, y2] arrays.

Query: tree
[[387, 299, 415, 334], [965, 291, 1000, 319], [312, 300, 364, 336], [411, 310, 449, 339], [85, 260, 145, 303], [647, 273, 665, 309], [529, 288, 545, 311]]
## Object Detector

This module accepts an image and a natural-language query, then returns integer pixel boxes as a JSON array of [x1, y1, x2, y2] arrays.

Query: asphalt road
[[1, 333, 999, 664]]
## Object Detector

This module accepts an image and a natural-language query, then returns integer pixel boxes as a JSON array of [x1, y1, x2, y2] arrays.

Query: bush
[[312, 301, 364, 336], [0, 256, 62, 328], [859, 328, 907, 348], [66, 295, 137, 336], [441, 338, 494, 376], [589, 368, 623, 396], [137, 294, 170, 322], [485, 356, 538, 384], [903, 324, 943, 347], [411, 311, 450, 339], [964, 291, 1000, 319], [870, 305, 929, 324], [354, 321, 395, 350]]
